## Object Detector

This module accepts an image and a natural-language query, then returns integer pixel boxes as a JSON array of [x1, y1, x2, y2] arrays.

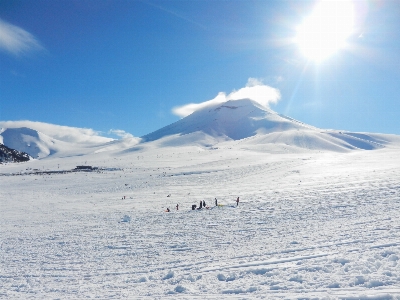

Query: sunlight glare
[[296, 0, 355, 62]]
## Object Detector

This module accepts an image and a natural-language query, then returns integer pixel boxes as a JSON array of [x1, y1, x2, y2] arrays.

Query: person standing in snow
[[176, 203, 179, 210], [199, 200, 203, 209], [203, 200, 206, 208], [236, 197, 239, 206], [215, 198, 218, 206]]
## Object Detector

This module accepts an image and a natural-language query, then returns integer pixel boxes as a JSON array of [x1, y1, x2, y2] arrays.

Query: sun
[[296, 0, 355, 62]]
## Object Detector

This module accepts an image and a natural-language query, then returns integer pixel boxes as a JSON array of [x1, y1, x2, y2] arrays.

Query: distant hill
[[0, 127, 62, 159], [0, 125, 137, 159], [0, 144, 30, 163]]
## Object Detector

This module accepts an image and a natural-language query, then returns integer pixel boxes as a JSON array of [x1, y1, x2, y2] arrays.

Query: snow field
[[1, 147, 400, 299]]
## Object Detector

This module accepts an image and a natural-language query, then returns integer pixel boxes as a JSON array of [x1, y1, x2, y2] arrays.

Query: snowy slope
[[0, 143, 399, 299], [232, 129, 392, 153]]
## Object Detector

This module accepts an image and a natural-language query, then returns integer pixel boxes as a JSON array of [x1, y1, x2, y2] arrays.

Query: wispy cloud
[[0, 18, 44, 56], [140, 0, 206, 29], [172, 78, 281, 118], [172, 92, 227, 118]]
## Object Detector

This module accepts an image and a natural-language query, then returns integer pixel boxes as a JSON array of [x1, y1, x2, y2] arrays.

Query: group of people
[[165, 197, 239, 212]]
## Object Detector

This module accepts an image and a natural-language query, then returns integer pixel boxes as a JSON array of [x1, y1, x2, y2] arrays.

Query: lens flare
[[296, 0, 355, 62]]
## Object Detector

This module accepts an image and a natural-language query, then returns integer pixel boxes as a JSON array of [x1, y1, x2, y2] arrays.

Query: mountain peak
[[142, 99, 302, 142]]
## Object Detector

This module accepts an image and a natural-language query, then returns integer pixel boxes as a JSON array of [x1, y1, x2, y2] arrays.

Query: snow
[[0, 120, 113, 144], [142, 99, 304, 142], [141, 99, 396, 153], [1, 100, 400, 298], [1, 144, 400, 299], [0, 125, 135, 159], [2, 100, 398, 159]]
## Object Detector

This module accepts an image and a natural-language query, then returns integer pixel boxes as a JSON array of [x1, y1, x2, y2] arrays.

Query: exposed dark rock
[[0, 144, 30, 163]]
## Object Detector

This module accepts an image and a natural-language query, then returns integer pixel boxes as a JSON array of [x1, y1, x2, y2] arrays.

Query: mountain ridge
[[1, 99, 399, 159], [139, 98, 391, 152]]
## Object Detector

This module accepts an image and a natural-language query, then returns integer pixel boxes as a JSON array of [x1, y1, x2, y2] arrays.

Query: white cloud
[[0, 18, 44, 56], [172, 78, 281, 118], [108, 129, 132, 139], [0, 120, 113, 144], [228, 78, 281, 107], [108, 129, 139, 140], [172, 92, 227, 118]]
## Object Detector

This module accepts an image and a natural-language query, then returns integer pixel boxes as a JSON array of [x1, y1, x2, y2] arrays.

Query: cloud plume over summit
[[172, 78, 281, 118]]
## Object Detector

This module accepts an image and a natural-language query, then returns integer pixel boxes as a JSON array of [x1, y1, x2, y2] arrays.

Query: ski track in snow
[[1, 148, 400, 299]]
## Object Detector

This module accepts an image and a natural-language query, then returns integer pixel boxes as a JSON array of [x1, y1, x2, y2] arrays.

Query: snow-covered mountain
[[142, 99, 308, 142], [141, 98, 398, 152], [0, 127, 62, 159], [2, 99, 400, 159], [0, 123, 133, 159]]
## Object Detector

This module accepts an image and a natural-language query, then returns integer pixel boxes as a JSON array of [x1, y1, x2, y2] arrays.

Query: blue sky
[[1, 0, 399, 138]]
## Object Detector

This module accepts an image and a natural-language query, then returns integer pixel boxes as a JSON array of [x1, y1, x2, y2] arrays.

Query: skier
[[236, 197, 239, 206], [199, 200, 203, 209], [215, 198, 218, 206], [203, 200, 206, 208], [166, 208, 170, 212], [176, 203, 179, 210]]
